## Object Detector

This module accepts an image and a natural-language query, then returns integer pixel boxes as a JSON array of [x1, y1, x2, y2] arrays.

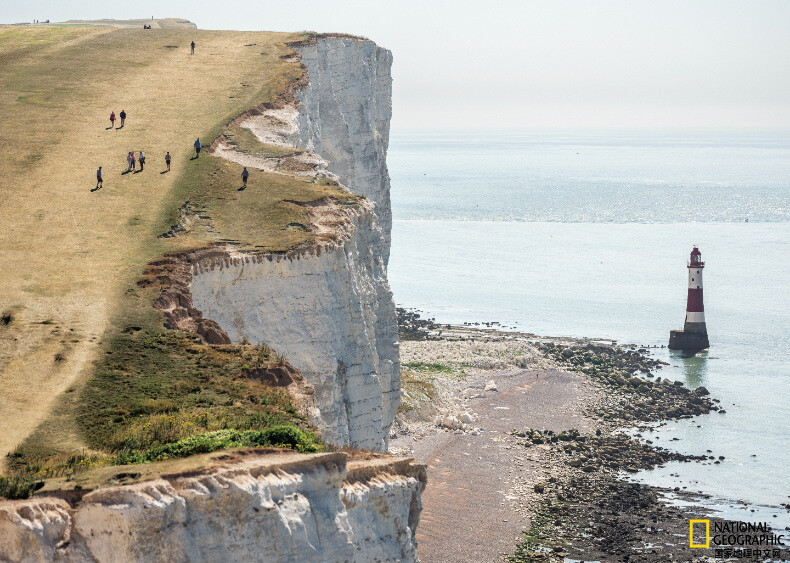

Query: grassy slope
[[0, 24, 350, 476]]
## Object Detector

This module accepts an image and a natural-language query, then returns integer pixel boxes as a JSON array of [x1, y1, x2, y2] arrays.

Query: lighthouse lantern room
[[668, 246, 710, 352]]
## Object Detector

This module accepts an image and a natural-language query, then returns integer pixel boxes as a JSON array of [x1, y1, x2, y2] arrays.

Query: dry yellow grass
[[0, 23, 338, 463]]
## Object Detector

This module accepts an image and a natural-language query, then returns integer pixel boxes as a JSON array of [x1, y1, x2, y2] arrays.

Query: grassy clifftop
[[0, 22, 350, 486]]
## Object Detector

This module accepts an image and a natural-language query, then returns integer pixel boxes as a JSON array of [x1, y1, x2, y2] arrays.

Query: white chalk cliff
[[291, 37, 394, 263], [195, 36, 399, 453], [0, 452, 425, 562]]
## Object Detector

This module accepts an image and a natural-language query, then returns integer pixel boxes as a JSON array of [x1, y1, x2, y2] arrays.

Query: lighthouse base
[[668, 330, 709, 352]]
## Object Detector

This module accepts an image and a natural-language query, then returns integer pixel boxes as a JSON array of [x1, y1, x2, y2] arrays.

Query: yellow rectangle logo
[[689, 519, 710, 548]]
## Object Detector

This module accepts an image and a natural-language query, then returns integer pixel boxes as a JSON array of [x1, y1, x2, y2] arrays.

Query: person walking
[[119, 109, 126, 128], [190, 40, 195, 55], [165, 151, 171, 172], [96, 166, 103, 190], [109, 111, 116, 128], [130, 151, 136, 171], [194, 138, 201, 158], [241, 166, 249, 188], [126, 152, 133, 172], [138, 151, 145, 171]]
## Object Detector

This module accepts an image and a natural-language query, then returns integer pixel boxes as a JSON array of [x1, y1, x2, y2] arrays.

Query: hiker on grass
[[194, 138, 201, 158], [109, 111, 115, 128], [165, 151, 171, 172], [130, 151, 136, 171], [191, 40, 195, 54], [119, 109, 126, 128], [139, 151, 145, 171], [96, 166, 103, 189], [242, 167, 249, 188], [126, 152, 133, 172]]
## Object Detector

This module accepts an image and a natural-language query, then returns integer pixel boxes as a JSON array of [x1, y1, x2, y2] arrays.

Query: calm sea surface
[[386, 130, 790, 526]]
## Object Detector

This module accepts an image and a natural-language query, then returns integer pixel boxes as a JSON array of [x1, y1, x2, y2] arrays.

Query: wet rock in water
[[396, 307, 442, 341]]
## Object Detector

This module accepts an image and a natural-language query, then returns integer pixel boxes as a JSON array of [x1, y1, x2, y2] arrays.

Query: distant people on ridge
[[241, 167, 249, 189], [165, 151, 171, 172], [109, 111, 115, 129], [95, 166, 103, 190], [119, 109, 126, 128], [191, 40, 195, 55], [138, 151, 145, 171]]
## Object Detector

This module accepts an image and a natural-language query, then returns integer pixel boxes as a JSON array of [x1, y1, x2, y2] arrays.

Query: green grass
[[224, 127, 305, 158], [14, 330, 316, 449], [166, 151, 360, 252], [115, 426, 321, 465], [4, 425, 321, 492], [0, 474, 42, 500], [508, 497, 558, 562], [402, 362, 455, 373]]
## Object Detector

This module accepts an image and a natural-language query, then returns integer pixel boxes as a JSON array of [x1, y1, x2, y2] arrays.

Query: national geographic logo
[[689, 519, 787, 560], [690, 519, 710, 548]]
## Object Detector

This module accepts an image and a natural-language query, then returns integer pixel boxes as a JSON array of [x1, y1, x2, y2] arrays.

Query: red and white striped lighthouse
[[669, 246, 710, 351]]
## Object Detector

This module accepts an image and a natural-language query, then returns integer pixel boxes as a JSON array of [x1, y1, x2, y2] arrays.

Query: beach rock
[[439, 416, 463, 430], [484, 380, 498, 392]]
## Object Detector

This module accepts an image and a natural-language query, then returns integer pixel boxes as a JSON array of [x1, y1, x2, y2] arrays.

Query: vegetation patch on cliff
[[8, 329, 322, 483], [165, 151, 359, 252]]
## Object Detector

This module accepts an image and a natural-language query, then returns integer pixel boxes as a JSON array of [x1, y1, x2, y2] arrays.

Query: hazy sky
[[4, 1, 790, 131]]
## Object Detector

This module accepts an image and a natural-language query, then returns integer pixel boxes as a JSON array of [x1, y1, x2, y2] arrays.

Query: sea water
[[386, 130, 790, 527]]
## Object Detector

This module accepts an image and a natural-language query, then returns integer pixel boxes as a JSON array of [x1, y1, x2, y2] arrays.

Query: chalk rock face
[[191, 36, 399, 453], [0, 452, 425, 562], [291, 36, 393, 264], [190, 201, 399, 452]]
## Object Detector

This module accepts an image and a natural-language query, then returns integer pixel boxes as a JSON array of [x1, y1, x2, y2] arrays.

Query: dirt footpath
[[391, 366, 601, 563]]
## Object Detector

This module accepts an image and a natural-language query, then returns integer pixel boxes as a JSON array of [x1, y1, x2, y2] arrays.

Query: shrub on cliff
[[116, 425, 321, 464], [0, 475, 42, 500]]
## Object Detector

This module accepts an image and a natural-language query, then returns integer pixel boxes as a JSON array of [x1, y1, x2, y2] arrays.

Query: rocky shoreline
[[509, 344, 734, 562], [392, 309, 748, 562]]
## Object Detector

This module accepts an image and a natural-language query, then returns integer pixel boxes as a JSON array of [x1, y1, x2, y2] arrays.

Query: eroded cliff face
[[291, 36, 393, 264], [0, 451, 425, 562], [190, 200, 398, 452], [193, 36, 399, 453]]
